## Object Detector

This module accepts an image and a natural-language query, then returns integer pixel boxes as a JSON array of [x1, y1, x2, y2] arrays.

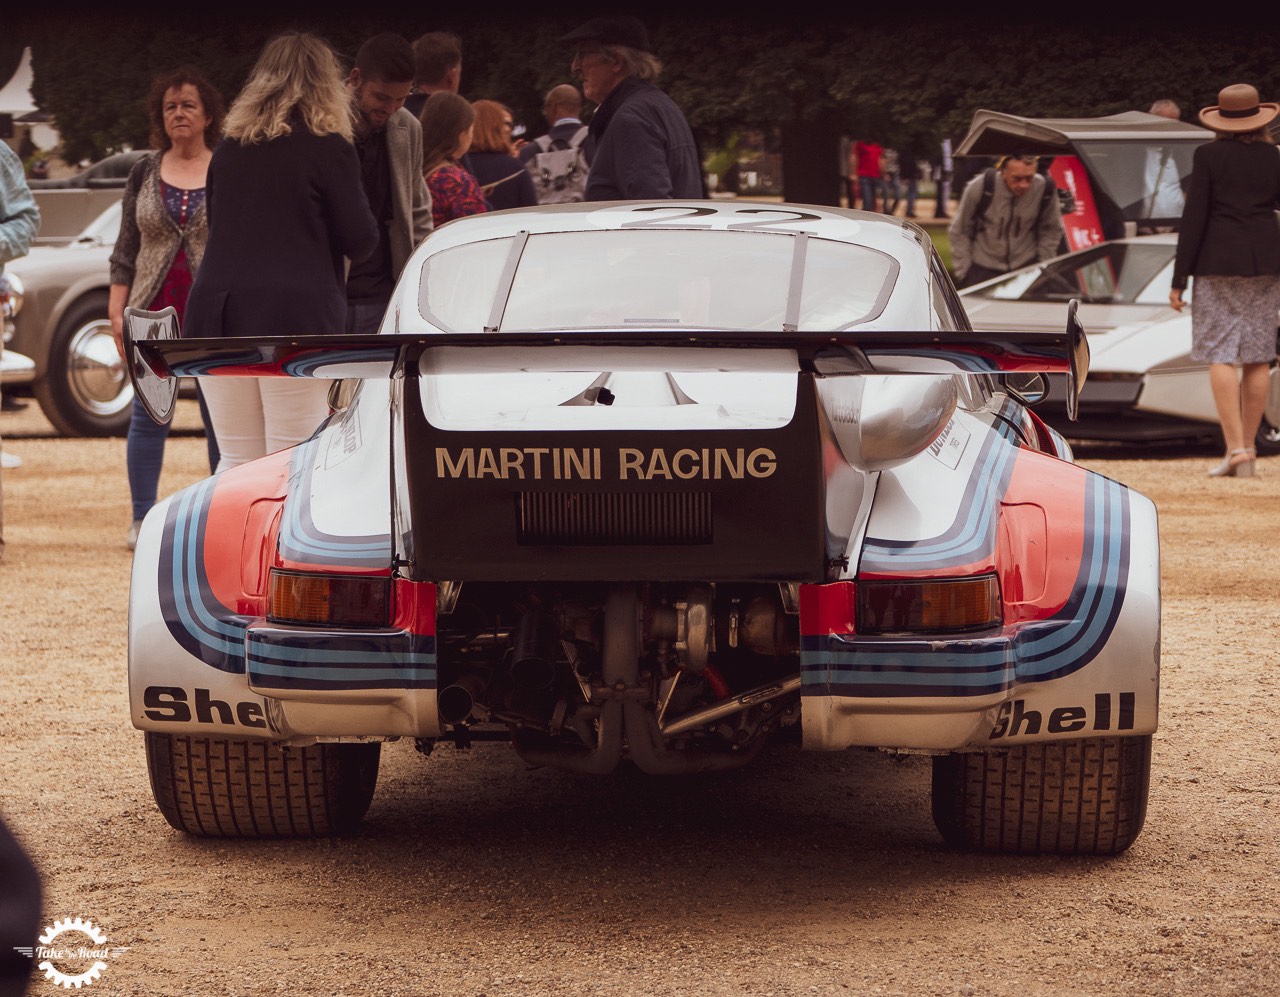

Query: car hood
[[963, 297, 1174, 338], [1085, 312, 1195, 374], [963, 297, 1194, 376]]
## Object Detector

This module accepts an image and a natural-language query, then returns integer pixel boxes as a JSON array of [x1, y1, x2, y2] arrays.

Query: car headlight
[[1, 271, 23, 317], [1, 272, 21, 342], [856, 575, 1001, 635], [267, 569, 391, 627]]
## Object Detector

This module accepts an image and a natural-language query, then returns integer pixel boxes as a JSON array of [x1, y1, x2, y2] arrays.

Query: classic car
[[960, 233, 1280, 453], [953, 109, 1214, 244], [125, 201, 1160, 856], [2, 200, 133, 436], [28, 150, 146, 246]]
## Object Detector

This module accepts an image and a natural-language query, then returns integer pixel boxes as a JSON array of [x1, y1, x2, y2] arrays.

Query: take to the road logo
[[15, 916, 128, 989]]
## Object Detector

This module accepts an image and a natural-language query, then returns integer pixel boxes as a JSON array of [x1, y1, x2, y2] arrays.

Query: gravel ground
[[1, 400, 1278, 997]]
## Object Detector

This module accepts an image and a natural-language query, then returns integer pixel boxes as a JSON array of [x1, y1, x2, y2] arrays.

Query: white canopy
[[0, 47, 60, 154]]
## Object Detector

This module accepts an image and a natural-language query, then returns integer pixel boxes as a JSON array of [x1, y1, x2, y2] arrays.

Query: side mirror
[[124, 305, 178, 426], [1064, 298, 1090, 421], [1004, 371, 1047, 405]]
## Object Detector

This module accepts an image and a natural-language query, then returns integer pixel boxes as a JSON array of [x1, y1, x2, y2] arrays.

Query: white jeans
[[199, 377, 331, 472]]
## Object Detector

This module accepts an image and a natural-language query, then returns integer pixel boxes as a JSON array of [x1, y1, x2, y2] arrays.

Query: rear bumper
[[0, 349, 35, 387]]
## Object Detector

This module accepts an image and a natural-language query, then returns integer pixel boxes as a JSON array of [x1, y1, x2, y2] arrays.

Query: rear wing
[[124, 301, 1089, 425]]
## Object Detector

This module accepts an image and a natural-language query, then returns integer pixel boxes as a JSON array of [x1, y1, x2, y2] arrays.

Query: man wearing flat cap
[[562, 15, 703, 200]]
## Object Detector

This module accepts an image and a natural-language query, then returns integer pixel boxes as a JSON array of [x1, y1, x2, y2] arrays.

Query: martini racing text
[[434, 446, 778, 481]]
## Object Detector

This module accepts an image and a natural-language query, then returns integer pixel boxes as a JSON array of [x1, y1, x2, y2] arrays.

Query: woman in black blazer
[[1170, 83, 1280, 478], [184, 31, 378, 471]]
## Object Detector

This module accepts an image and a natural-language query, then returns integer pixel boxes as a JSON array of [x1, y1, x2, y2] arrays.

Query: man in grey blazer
[[346, 33, 434, 335]]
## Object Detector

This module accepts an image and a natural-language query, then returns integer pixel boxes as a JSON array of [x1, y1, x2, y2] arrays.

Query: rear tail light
[[856, 575, 1001, 635], [267, 569, 391, 627]]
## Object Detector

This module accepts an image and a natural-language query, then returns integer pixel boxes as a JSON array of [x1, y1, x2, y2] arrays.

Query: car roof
[[395, 199, 938, 336], [955, 110, 1213, 158], [416, 199, 924, 254]]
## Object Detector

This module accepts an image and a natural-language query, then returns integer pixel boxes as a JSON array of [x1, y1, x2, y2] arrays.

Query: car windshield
[[80, 201, 122, 244], [966, 241, 1177, 306], [418, 229, 897, 333]]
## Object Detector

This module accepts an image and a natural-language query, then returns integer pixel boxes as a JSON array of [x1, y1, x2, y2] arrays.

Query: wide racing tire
[[930, 735, 1151, 855], [145, 733, 380, 838]]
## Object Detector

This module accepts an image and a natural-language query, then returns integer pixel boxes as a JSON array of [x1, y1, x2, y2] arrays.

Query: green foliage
[[16, 12, 1280, 176]]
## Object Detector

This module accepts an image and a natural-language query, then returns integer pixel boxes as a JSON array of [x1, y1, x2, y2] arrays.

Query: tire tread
[[931, 735, 1151, 855], [144, 733, 379, 838]]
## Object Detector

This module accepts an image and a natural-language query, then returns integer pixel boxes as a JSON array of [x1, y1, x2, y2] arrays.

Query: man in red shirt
[[854, 139, 883, 213]]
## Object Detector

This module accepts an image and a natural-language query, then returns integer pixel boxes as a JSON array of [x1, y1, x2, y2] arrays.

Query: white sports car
[[125, 201, 1160, 855], [961, 233, 1280, 453]]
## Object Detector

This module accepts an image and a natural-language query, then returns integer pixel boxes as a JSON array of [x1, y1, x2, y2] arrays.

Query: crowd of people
[[9, 14, 704, 552], [2, 16, 1279, 566], [842, 136, 952, 221]]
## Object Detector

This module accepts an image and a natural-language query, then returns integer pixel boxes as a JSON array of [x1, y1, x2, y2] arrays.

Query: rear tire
[[930, 735, 1151, 855], [1258, 361, 1280, 457], [144, 732, 380, 838]]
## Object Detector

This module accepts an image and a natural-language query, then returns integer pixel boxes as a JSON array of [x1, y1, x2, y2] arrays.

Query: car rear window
[[418, 230, 896, 333]]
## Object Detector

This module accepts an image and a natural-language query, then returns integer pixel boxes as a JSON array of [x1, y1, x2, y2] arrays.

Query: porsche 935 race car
[[125, 201, 1160, 855]]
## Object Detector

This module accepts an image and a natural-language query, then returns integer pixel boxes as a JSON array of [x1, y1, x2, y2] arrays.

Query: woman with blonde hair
[[467, 99, 538, 211], [420, 91, 488, 227], [184, 31, 378, 471]]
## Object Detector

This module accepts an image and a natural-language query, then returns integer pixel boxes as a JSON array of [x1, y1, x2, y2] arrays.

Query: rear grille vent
[[517, 492, 712, 546]]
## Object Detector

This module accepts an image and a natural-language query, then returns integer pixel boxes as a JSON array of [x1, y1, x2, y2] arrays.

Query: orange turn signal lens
[[267, 569, 391, 627], [856, 575, 1001, 635]]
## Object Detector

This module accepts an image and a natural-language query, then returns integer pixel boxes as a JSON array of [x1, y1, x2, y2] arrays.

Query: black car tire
[[144, 732, 381, 838], [930, 735, 1151, 855], [1257, 418, 1280, 456], [33, 291, 133, 437]]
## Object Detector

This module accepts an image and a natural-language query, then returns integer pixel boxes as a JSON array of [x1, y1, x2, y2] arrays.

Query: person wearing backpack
[[948, 154, 1064, 288], [519, 83, 595, 204]]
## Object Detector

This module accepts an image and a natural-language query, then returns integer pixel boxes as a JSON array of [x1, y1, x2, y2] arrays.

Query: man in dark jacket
[[561, 15, 703, 201], [345, 33, 433, 335]]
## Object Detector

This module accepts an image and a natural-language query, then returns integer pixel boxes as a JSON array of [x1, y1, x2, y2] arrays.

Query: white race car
[[126, 201, 1160, 855], [961, 233, 1280, 453]]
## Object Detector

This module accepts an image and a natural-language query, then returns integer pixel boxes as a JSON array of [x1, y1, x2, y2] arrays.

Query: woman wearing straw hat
[[1170, 83, 1280, 478]]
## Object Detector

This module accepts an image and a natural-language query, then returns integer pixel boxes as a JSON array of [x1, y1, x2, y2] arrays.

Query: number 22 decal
[[619, 205, 823, 231]]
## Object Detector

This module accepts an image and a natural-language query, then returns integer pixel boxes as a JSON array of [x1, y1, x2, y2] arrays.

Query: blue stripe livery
[[277, 436, 393, 567], [803, 472, 1131, 698], [860, 421, 1018, 572], [157, 477, 435, 691]]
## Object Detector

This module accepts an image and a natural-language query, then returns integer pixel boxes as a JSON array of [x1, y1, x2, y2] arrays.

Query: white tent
[[0, 47, 60, 156]]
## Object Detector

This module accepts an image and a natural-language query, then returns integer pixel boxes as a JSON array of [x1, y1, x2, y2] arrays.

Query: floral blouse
[[149, 179, 205, 323], [426, 162, 489, 228]]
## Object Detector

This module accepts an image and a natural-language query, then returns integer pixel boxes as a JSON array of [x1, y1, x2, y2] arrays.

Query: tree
[[17, 10, 1280, 195]]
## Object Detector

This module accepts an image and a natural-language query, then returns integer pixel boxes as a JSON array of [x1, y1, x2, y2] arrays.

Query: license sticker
[[928, 417, 968, 470]]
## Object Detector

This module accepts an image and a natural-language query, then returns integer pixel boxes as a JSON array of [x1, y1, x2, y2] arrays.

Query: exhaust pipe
[[511, 607, 559, 689], [438, 670, 490, 725]]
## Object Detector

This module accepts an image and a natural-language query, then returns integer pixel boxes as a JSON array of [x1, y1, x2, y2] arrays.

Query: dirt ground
[[1, 399, 1278, 997]]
